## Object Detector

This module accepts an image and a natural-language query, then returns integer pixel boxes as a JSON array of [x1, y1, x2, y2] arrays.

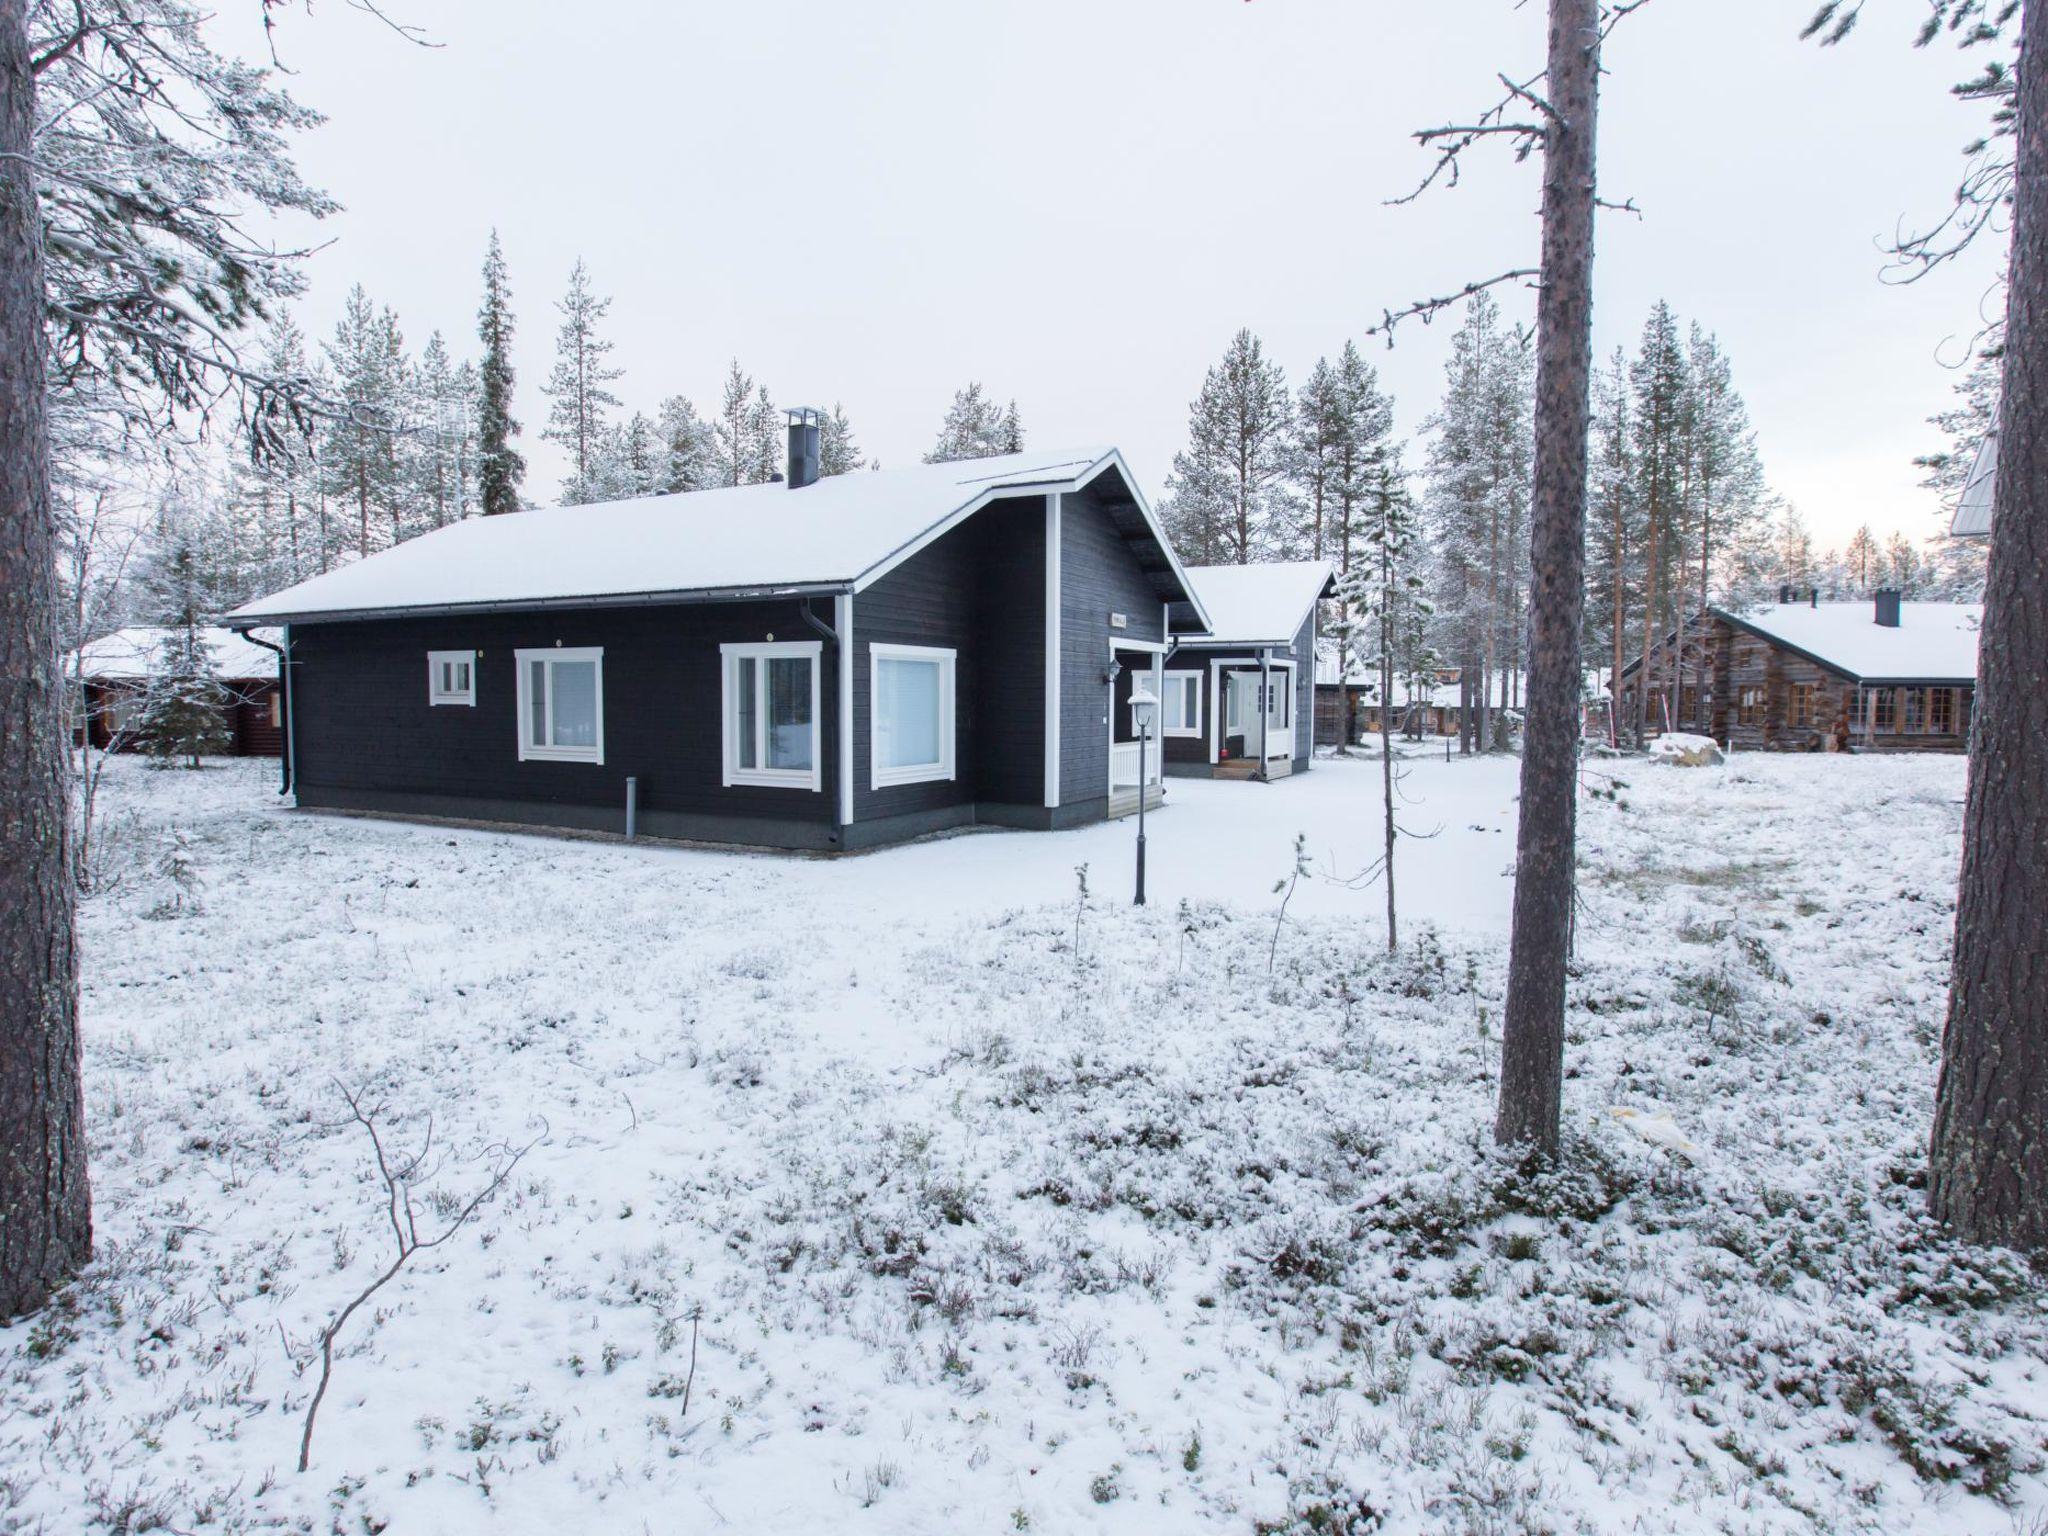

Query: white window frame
[[1157, 670, 1202, 739], [428, 649, 477, 707], [721, 640, 823, 791], [514, 646, 605, 764], [869, 642, 957, 790]]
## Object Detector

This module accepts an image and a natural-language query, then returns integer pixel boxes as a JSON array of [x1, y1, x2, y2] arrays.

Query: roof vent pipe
[[1778, 583, 1794, 605], [1874, 589, 1902, 628], [787, 406, 823, 490]]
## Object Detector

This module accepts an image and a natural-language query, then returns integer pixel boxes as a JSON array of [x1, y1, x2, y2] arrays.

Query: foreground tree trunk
[[1930, 0, 2048, 1249], [1495, 0, 1599, 1155], [0, 0, 90, 1316]]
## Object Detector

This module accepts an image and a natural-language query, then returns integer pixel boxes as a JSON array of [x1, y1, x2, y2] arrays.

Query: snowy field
[[6, 749, 2044, 1536]]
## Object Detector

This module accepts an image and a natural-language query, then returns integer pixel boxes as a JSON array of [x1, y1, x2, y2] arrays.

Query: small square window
[[428, 649, 476, 707]]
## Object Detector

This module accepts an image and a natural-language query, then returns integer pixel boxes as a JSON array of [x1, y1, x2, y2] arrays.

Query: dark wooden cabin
[[227, 434, 1206, 851], [73, 626, 283, 757], [1160, 562, 1331, 780], [1615, 591, 1980, 752]]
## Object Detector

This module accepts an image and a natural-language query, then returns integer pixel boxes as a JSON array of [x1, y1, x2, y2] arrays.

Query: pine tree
[[1776, 506, 1817, 589], [585, 412, 663, 502], [1844, 525, 1880, 591], [925, 383, 1015, 463], [1291, 357, 1347, 561], [1324, 343, 1402, 688], [1586, 348, 1636, 730], [1337, 446, 1427, 953], [541, 258, 624, 504], [412, 331, 474, 532], [1917, 343, 1998, 598], [319, 285, 407, 559], [476, 231, 525, 517], [713, 360, 755, 487], [1162, 330, 1294, 565], [656, 395, 713, 493], [1421, 293, 1532, 752], [820, 403, 864, 475]]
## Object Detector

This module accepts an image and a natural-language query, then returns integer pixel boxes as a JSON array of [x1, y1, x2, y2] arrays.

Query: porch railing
[[1110, 738, 1162, 790]]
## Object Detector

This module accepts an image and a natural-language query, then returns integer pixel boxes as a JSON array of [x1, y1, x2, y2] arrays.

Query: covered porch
[[1108, 641, 1166, 819]]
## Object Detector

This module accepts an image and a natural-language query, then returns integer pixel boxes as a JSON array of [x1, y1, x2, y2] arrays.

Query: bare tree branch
[[1365, 269, 1543, 345]]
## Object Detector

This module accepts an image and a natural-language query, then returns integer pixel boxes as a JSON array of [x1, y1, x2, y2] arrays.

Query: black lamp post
[[1130, 684, 1156, 906]]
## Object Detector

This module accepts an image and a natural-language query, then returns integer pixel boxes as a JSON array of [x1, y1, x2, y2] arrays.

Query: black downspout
[[799, 598, 843, 850], [240, 630, 292, 795]]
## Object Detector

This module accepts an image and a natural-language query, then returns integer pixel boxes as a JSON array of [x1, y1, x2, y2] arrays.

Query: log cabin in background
[[72, 626, 284, 757], [1614, 591, 1981, 752]]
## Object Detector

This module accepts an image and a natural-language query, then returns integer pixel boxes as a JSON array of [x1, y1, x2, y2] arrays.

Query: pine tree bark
[[1496, 0, 1599, 1155], [0, 0, 91, 1316], [1929, 0, 2048, 1249]]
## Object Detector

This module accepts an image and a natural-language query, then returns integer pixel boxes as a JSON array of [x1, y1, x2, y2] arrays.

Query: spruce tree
[[1162, 329, 1294, 565], [135, 516, 230, 769], [476, 231, 525, 517], [541, 258, 624, 504], [1626, 301, 1689, 740]]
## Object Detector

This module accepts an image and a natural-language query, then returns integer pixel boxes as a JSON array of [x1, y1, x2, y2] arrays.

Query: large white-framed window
[[722, 640, 822, 791], [428, 649, 476, 707], [871, 642, 956, 789], [515, 647, 604, 764], [1157, 670, 1201, 738]]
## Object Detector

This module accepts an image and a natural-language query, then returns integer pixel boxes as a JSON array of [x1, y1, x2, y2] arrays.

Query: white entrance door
[[1226, 670, 1291, 763]]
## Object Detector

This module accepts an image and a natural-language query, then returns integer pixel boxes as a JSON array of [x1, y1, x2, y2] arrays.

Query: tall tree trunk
[[1930, 0, 2048, 1249], [0, 0, 90, 1316], [1496, 0, 1599, 1156], [1608, 498, 1624, 746]]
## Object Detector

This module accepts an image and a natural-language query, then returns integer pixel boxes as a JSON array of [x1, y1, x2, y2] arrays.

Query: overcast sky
[[223, 0, 2007, 551]]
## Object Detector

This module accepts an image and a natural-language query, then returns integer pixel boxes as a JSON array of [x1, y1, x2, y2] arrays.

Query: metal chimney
[[1778, 583, 1793, 605], [1874, 589, 1902, 628], [786, 406, 823, 490]]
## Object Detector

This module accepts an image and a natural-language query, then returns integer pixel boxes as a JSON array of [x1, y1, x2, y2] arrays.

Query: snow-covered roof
[[227, 448, 1203, 626], [1719, 600, 1982, 683], [1174, 561, 1334, 647], [72, 626, 280, 680], [1952, 432, 1996, 537]]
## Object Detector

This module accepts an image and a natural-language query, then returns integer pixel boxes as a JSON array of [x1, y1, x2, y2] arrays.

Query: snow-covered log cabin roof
[[72, 626, 281, 680], [1170, 561, 1335, 648], [1712, 601, 1981, 685], [226, 448, 1206, 628], [1951, 432, 1996, 537]]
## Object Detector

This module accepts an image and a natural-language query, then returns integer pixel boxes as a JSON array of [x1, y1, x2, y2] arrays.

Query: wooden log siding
[[1619, 610, 1970, 752]]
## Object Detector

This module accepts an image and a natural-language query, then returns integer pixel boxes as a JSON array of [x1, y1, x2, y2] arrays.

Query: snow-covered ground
[[7, 750, 2042, 1536]]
